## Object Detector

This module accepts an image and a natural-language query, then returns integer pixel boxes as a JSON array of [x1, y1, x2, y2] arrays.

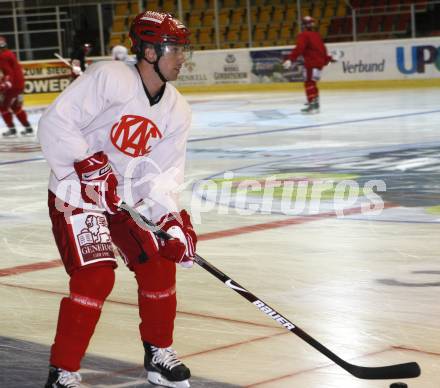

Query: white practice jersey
[[38, 60, 191, 222]]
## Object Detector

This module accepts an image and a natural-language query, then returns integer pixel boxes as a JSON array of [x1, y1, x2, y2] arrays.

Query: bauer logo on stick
[[253, 300, 296, 330]]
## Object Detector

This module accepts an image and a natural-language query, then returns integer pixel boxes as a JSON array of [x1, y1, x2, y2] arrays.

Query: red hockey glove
[[108, 211, 186, 267], [157, 210, 197, 268], [74, 151, 121, 214]]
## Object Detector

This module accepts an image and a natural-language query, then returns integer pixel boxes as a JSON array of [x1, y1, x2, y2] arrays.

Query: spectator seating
[[326, 0, 422, 42], [108, 0, 425, 51]]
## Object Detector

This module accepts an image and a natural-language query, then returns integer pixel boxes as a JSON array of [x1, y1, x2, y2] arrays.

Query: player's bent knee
[[133, 258, 176, 290], [70, 265, 115, 301]]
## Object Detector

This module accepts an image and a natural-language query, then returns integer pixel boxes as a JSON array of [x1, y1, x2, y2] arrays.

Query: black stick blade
[[347, 361, 421, 380]]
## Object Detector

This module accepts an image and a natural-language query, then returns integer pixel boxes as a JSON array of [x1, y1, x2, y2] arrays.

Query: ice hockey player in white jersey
[[38, 10, 196, 388]]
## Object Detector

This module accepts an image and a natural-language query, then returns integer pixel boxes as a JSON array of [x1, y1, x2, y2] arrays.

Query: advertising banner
[[177, 37, 440, 86], [322, 37, 440, 81], [249, 48, 304, 83], [22, 60, 72, 94], [19, 37, 440, 94], [174, 49, 252, 87], [248, 37, 440, 83]]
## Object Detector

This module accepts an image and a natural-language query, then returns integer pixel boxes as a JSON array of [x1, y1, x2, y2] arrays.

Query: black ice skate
[[44, 366, 82, 388], [144, 342, 191, 388], [21, 126, 34, 136], [2, 127, 17, 137], [301, 98, 319, 114]]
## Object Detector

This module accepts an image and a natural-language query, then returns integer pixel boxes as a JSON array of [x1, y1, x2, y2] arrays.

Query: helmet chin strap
[[153, 60, 168, 83], [141, 44, 168, 83]]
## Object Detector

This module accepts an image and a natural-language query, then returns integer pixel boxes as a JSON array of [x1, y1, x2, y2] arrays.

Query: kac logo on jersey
[[110, 115, 162, 157]]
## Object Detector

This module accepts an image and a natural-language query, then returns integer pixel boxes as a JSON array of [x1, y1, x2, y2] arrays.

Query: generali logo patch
[[110, 115, 162, 157], [70, 212, 116, 266], [76, 214, 113, 263]]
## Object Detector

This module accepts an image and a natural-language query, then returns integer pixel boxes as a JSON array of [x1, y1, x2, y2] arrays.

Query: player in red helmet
[[0, 35, 33, 136], [129, 11, 191, 83], [283, 16, 336, 114], [40, 10, 195, 388]]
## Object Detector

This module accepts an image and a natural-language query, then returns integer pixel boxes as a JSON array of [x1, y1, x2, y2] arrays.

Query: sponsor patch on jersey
[[69, 212, 116, 266], [110, 115, 162, 157]]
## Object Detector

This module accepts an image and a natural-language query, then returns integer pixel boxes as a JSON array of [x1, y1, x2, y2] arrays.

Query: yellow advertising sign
[[22, 61, 72, 94]]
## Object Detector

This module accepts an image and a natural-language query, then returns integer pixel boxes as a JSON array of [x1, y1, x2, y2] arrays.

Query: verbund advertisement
[[323, 37, 440, 81]]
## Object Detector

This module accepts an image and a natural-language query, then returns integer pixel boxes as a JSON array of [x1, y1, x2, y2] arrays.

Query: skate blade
[[148, 371, 190, 388], [301, 109, 319, 115], [2, 130, 18, 138]]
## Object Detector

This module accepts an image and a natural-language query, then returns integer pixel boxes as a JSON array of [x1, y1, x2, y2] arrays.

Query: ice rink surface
[[0, 87, 439, 387]]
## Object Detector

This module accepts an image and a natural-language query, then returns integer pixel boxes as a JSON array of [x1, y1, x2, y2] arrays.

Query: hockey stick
[[119, 202, 421, 380], [54, 53, 73, 68], [54, 53, 83, 75]]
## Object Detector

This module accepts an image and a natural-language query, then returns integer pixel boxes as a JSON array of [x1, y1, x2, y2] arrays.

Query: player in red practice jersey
[[39, 11, 195, 388], [283, 16, 336, 114], [0, 36, 33, 136]]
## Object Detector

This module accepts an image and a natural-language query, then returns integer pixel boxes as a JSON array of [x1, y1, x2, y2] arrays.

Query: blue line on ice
[[189, 109, 440, 143]]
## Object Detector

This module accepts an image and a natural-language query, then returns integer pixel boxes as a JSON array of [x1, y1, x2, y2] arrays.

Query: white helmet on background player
[[111, 45, 128, 61], [302, 15, 316, 30], [0, 36, 7, 49]]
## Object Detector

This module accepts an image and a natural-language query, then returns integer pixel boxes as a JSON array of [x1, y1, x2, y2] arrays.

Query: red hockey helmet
[[0, 36, 7, 48], [129, 11, 190, 55], [302, 16, 316, 29]]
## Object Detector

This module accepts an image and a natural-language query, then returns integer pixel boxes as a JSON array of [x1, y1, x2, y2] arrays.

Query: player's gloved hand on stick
[[0, 80, 12, 92], [108, 211, 186, 266], [282, 59, 292, 69], [72, 65, 82, 76], [157, 210, 197, 268], [74, 151, 121, 214]]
